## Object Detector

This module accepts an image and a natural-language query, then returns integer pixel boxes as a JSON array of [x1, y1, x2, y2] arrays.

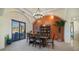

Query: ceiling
[[17, 8, 58, 19], [23, 8, 57, 14], [18, 8, 57, 15]]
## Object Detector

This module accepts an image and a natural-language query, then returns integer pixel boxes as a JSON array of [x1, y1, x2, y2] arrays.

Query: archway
[[33, 15, 65, 41]]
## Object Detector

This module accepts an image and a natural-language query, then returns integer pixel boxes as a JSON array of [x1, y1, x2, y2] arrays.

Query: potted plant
[[55, 20, 66, 33], [54, 20, 66, 41], [5, 35, 12, 45]]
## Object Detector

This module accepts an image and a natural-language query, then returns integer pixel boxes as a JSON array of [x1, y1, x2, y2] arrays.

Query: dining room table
[[39, 36, 49, 47], [27, 31, 54, 48]]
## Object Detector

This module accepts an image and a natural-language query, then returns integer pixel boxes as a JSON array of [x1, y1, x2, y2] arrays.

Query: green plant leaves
[[5, 35, 10, 40], [55, 20, 65, 27]]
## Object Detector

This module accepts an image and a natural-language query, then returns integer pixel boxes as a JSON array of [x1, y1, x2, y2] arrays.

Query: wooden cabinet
[[40, 25, 51, 38]]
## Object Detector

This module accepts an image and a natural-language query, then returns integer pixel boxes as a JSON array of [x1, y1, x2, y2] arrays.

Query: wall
[[43, 8, 79, 48], [43, 8, 66, 19], [0, 16, 5, 49], [0, 8, 32, 49], [73, 20, 79, 50], [33, 15, 64, 41], [0, 9, 6, 49], [49, 8, 79, 48], [43, 9, 70, 43], [4, 9, 32, 33], [65, 9, 79, 48]]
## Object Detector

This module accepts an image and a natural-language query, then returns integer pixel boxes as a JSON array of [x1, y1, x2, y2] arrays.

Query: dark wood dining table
[[39, 36, 49, 47], [29, 32, 48, 47], [39, 36, 54, 48], [28, 32, 53, 48]]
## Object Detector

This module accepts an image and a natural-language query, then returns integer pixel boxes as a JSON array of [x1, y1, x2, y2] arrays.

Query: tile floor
[[1, 39, 74, 51]]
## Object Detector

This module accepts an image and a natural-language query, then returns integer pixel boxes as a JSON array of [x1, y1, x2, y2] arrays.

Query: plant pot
[[6, 40, 12, 45]]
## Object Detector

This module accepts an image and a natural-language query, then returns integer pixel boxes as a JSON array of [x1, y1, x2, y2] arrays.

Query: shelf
[[39, 25, 51, 37]]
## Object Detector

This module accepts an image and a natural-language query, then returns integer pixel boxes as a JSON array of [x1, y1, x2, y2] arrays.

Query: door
[[12, 20, 26, 42], [19, 22, 26, 39], [12, 20, 20, 41]]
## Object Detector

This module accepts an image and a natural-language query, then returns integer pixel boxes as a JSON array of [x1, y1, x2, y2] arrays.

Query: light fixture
[[49, 16, 54, 19], [33, 8, 43, 19]]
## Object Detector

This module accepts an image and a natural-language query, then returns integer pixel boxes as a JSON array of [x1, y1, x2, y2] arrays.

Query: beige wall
[[66, 9, 79, 50], [73, 20, 79, 50], [0, 8, 33, 49], [4, 8, 33, 33], [0, 16, 5, 49], [0, 9, 6, 49]]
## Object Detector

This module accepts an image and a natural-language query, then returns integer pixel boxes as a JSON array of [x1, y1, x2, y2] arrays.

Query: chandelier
[[33, 8, 43, 19]]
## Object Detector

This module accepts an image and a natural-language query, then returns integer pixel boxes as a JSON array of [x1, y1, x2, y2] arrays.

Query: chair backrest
[[27, 33, 33, 39], [27, 33, 30, 37]]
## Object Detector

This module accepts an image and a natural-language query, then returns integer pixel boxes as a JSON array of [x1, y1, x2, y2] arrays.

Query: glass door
[[19, 22, 26, 39], [12, 20, 26, 42], [12, 20, 20, 41]]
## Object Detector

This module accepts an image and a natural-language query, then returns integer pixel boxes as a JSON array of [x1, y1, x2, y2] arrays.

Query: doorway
[[12, 19, 26, 42]]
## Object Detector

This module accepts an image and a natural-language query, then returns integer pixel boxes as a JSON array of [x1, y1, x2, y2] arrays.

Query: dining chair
[[34, 33, 43, 48], [46, 37, 54, 49], [28, 33, 35, 46], [27, 33, 30, 42]]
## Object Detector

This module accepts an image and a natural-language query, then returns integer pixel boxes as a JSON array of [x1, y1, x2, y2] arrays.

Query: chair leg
[[29, 42, 30, 45], [32, 41, 35, 47], [39, 43, 41, 48], [26, 38, 28, 42], [34, 44, 36, 47], [32, 43, 34, 46], [52, 42, 54, 49]]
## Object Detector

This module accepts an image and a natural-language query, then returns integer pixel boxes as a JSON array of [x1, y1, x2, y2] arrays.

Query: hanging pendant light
[[33, 8, 43, 19]]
